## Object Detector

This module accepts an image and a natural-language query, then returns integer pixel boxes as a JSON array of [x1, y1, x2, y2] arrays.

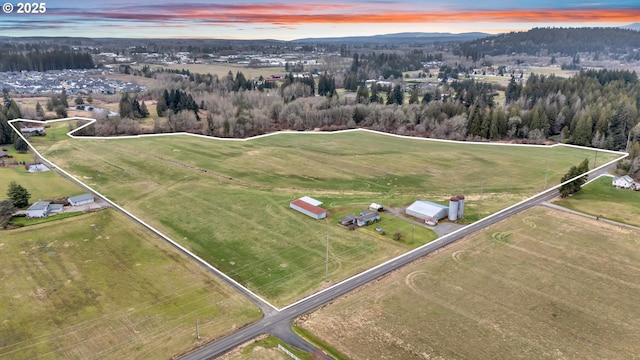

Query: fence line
[[277, 344, 301, 360]]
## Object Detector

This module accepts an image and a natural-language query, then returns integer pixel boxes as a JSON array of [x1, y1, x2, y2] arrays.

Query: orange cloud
[[57, 4, 640, 26], [160, 7, 640, 25]]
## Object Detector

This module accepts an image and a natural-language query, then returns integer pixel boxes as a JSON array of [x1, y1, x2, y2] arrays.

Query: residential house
[[27, 201, 51, 218], [355, 210, 380, 227], [612, 175, 637, 189]]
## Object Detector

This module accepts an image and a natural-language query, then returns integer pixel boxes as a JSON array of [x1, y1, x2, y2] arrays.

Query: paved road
[[181, 162, 618, 359]]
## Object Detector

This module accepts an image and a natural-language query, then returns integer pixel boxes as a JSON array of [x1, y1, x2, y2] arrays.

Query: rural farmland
[[0, 209, 260, 359], [30, 127, 620, 306], [553, 175, 640, 227], [300, 206, 640, 359]]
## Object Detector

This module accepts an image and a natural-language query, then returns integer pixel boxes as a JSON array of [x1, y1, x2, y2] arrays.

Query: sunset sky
[[1, 0, 639, 39]]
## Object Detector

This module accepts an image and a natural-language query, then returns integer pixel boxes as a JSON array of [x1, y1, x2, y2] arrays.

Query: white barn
[[406, 200, 449, 224], [27, 201, 51, 218], [612, 175, 636, 189], [68, 193, 94, 206], [290, 197, 327, 219]]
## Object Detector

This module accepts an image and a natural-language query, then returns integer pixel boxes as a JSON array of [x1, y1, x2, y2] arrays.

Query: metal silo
[[448, 196, 458, 221], [457, 194, 465, 219]]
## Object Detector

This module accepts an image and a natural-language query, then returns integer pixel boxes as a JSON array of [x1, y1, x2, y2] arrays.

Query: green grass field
[[0, 167, 83, 205], [554, 175, 640, 226], [301, 206, 640, 359], [0, 209, 260, 359], [29, 129, 619, 305]]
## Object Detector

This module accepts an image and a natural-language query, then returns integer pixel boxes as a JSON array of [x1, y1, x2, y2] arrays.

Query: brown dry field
[[137, 63, 286, 79], [300, 206, 640, 360]]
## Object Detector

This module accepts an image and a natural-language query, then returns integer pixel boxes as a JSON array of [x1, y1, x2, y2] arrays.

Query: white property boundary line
[[9, 117, 629, 313], [8, 117, 278, 312]]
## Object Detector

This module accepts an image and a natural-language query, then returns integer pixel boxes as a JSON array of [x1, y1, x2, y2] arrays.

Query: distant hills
[[458, 27, 640, 60], [623, 23, 640, 31], [292, 32, 491, 44]]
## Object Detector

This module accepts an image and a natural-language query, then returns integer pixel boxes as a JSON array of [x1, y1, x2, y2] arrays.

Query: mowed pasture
[[301, 206, 640, 359], [32, 130, 619, 305], [0, 209, 260, 360], [0, 166, 82, 202], [554, 175, 640, 226]]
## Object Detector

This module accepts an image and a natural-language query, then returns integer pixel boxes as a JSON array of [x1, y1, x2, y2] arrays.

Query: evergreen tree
[[119, 92, 134, 119], [35, 102, 45, 119], [356, 86, 369, 104], [409, 87, 419, 104], [559, 159, 589, 197], [393, 85, 404, 105], [0, 111, 12, 145], [14, 137, 28, 152], [344, 73, 358, 92], [370, 85, 379, 104], [385, 87, 394, 105], [139, 101, 149, 117], [6, 181, 30, 208], [0, 199, 14, 218], [157, 92, 168, 117]]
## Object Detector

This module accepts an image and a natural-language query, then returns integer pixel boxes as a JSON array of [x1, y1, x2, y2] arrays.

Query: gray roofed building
[[68, 193, 94, 206], [339, 213, 356, 225], [356, 210, 380, 227], [27, 201, 51, 218], [406, 200, 449, 224]]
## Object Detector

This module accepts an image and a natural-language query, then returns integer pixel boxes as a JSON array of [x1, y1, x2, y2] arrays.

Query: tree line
[[0, 50, 94, 72], [457, 27, 640, 62]]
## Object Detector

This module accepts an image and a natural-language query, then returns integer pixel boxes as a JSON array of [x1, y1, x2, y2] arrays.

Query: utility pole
[[478, 180, 484, 219], [543, 160, 549, 190], [412, 224, 415, 243], [594, 150, 598, 169], [325, 234, 329, 283], [196, 313, 200, 340]]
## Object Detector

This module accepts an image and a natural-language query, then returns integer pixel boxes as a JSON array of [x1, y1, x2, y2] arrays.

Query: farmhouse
[[339, 210, 381, 227], [612, 175, 637, 189], [68, 193, 95, 206], [406, 200, 449, 225], [290, 196, 327, 219], [356, 210, 381, 227], [27, 201, 51, 218]]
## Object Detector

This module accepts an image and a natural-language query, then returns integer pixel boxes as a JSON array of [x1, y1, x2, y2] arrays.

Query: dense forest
[[0, 50, 94, 71], [458, 27, 640, 61]]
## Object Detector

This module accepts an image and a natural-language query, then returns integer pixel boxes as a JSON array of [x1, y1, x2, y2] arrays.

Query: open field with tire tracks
[[300, 206, 640, 360], [0, 209, 260, 360]]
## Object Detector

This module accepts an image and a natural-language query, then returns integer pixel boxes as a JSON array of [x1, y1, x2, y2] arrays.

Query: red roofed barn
[[290, 197, 327, 219]]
